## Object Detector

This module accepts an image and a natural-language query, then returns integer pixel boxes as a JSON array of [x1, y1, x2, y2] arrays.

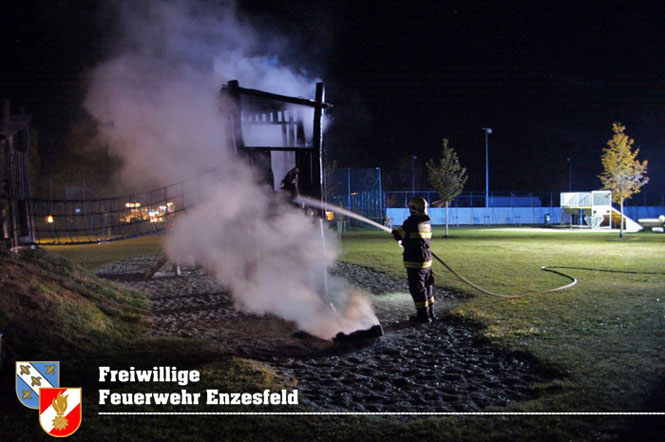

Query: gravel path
[[95, 257, 554, 412]]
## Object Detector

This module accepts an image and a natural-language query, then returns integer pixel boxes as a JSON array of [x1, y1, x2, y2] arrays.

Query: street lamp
[[482, 128, 492, 208], [566, 156, 572, 191], [411, 155, 417, 196]]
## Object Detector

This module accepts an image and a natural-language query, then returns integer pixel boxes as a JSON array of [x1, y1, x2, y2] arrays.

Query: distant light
[[74, 208, 81, 214], [149, 210, 161, 223], [46, 215, 54, 224], [325, 211, 335, 221]]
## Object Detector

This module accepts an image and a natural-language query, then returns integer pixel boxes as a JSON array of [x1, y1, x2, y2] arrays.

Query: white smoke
[[84, 0, 378, 339]]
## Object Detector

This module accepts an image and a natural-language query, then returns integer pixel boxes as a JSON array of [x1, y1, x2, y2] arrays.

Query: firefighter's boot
[[410, 308, 431, 324], [427, 304, 437, 321]]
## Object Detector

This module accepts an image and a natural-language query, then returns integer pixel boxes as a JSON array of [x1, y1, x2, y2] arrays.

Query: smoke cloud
[[84, 0, 378, 338]]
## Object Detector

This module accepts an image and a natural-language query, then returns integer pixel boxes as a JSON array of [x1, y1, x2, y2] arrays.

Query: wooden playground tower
[[146, 81, 332, 279], [222, 80, 331, 199], [0, 100, 33, 250]]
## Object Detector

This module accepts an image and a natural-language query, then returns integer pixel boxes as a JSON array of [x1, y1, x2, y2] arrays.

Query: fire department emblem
[[16, 361, 60, 409], [39, 387, 82, 438]]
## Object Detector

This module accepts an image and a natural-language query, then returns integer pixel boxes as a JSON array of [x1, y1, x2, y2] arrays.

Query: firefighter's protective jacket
[[392, 214, 432, 268]]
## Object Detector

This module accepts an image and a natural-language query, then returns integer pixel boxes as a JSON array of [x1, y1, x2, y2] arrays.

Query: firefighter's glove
[[391, 229, 401, 241]]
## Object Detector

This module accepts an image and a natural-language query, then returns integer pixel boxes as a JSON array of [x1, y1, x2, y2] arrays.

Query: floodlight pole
[[482, 128, 492, 208], [567, 156, 572, 191]]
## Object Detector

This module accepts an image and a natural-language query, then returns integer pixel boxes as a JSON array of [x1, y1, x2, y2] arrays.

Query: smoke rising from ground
[[84, 0, 378, 338]]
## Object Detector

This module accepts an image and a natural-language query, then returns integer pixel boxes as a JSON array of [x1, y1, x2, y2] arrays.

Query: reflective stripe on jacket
[[394, 214, 432, 268]]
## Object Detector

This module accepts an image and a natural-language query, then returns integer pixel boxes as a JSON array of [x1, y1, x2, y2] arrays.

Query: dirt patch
[[95, 257, 555, 412]]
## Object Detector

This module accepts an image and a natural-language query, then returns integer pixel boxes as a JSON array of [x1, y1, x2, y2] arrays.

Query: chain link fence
[[327, 168, 384, 224]]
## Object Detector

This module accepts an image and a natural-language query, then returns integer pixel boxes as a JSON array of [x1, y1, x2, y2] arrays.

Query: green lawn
[[33, 227, 665, 440], [341, 227, 665, 416], [43, 234, 164, 270]]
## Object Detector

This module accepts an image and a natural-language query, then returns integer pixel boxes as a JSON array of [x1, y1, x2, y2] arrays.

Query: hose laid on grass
[[431, 251, 578, 299], [293, 196, 579, 299], [530, 266, 665, 276]]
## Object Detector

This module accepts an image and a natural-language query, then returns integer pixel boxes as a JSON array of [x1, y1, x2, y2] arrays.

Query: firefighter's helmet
[[407, 197, 428, 215]]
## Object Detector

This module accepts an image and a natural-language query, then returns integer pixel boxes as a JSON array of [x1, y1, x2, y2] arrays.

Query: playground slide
[[610, 207, 643, 232]]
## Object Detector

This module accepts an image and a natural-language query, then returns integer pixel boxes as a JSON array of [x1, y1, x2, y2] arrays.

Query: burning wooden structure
[[222, 80, 331, 199], [0, 100, 33, 250]]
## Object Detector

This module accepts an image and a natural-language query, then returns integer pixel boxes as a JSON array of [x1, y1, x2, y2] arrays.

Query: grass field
[[341, 228, 665, 416], [43, 234, 164, 270], [34, 226, 665, 440]]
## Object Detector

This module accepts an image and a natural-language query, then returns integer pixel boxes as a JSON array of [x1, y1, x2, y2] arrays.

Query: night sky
[[2, 1, 664, 201]]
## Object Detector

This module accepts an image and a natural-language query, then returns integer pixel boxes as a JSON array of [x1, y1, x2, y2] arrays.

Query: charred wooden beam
[[221, 84, 332, 110], [333, 324, 384, 344]]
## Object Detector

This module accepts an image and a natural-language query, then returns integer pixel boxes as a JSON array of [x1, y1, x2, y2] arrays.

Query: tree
[[426, 138, 468, 237], [598, 122, 649, 238]]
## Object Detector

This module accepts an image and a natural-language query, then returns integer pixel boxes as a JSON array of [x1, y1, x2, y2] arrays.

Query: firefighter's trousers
[[406, 267, 435, 320]]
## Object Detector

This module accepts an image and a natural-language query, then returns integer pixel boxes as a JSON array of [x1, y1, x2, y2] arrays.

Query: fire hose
[[294, 196, 578, 299], [430, 251, 577, 299]]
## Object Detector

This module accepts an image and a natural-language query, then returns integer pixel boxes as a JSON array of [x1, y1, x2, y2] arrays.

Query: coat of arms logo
[[39, 387, 82, 438], [16, 361, 82, 437], [15, 361, 60, 409]]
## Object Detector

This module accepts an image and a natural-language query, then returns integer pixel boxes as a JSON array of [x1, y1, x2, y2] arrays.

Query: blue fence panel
[[624, 206, 665, 220], [387, 207, 563, 226]]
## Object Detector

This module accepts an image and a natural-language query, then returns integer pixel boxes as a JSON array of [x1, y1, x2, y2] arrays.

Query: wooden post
[[226, 80, 244, 153], [0, 101, 34, 248], [7, 134, 19, 248], [313, 82, 325, 203], [144, 255, 169, 280]]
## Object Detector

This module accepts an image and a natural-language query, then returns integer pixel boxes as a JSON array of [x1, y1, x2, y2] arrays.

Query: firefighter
[[280, 167, 300, 198], [392, 196, 436, 323], [280, 166, 303, 210]]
